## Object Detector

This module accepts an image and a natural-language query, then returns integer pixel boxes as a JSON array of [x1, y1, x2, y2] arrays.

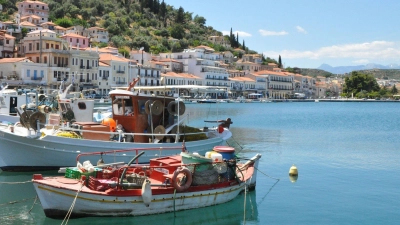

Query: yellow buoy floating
[[289, 164, 298, 176], [289, 164, 298, 182]]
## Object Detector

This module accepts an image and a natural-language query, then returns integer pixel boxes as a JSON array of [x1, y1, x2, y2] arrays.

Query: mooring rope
[[61, 182, 84, 225], [0, 180, 32, 184], [28, 195, 38, 214], [0, 197, 36, 207], [254, 166, 280, 181], [243, 184, 247, 225], [227, 136, 244, 153], [173, 188, 177, 217]]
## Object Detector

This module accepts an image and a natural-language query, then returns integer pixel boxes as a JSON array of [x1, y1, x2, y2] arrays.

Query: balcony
[[31, 77, 43, 81], [87, 66, 92, 69], [116, 70, 125, 74], [80, 66, 85, 69], [102, 77, 109, 80], [116, 81, 127, 85]]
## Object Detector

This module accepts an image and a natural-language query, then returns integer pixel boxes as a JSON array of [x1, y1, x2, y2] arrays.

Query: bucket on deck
[[213, 146, 235, 160]]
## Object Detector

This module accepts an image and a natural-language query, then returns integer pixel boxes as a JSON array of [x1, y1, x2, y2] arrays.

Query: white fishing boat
[[0, 79, 233, 171], [32, 147, 261, 218]]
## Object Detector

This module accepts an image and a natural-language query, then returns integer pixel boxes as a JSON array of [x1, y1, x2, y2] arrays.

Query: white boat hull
[[0, 126, 228, 171], [33, 181, 245, 218]]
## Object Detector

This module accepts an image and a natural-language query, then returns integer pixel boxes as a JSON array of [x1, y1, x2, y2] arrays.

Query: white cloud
[[263, 41, 400, 61], [259, 29, 288, 36], [296, 26, 307, 34], [222, 30, 252, 37]]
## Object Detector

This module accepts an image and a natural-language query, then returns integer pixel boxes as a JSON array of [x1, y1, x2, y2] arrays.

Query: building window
[[44, 56, 47, 64], [28, 43, 32, 51], [83, 39, 85, 45], [41, 70, 44, 77], [27, 70, 31, 77]]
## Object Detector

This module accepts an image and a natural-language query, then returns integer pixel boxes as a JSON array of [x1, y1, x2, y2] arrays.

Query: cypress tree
[[176, 7, 185, 24], [242, 40, 245, 50], [159, 0, 166, 26], [230, 27, 233, 47], [278, 55, 282, 68], [236, 32, 239, 48]]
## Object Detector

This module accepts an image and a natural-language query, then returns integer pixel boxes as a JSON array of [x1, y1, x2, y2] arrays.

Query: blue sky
[[165, 0, 400, 69]]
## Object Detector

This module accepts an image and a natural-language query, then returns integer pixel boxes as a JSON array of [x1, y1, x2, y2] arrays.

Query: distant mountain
[[317, 63, 400, 74]]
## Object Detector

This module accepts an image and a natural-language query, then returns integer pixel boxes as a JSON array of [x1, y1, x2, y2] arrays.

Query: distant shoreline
[[272, 99, 400, 103]]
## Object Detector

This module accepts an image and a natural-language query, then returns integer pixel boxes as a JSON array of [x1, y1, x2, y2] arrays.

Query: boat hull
[[0, 127, 226, 171], [33, 180, 245, 218]]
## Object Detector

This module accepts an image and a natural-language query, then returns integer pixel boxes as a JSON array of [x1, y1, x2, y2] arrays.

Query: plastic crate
[[64, 167, 98, 179]]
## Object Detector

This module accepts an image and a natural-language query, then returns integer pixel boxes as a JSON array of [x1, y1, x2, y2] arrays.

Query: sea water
[[1, 102, 399, 224]]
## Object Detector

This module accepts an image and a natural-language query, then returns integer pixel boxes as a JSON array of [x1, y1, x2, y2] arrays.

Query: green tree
[[342, 71, 380, 98], [55, 18, 73, 28], [169, 24, 184, 39], [278, 55, 282, 68], [158, 0, 166, 26], [175, 6, 185, 24], [193, 15, 206, 26], [390, 84, 398, 94]]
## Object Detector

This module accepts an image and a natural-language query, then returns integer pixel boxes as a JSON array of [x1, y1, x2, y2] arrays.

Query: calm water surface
[[1, 102, 399, 224]]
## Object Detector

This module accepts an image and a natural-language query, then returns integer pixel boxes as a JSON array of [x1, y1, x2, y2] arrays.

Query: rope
[[0, 180, 32, 184], [61, 182, 84, 225], [173, 188, 177, 217], [0, 197, 36, 207], [254, 166, 280, 181], [257, 178, 280, 207], [227, 137, 244, 153], [243, 184, 247, 225], [28, 195, 38, 214]]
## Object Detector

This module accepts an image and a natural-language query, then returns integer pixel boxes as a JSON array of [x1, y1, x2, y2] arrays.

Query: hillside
[[2, 0, 260, 58], [296, 68, 333, 78], [357, 69, 400, 80]]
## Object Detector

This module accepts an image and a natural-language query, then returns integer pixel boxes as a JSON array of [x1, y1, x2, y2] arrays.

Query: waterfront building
[[0, 31, 17, 58], [40, 21, 56, 31], [229, 76, 256, 98], [18, 29, 71, 90], [0, 57, 48, 88], [61, 33, 90, 49], [17, 0, 49, 24], [159, 45, 230, 98], [69, 48, 99, 92], [19, 21, 38, 32], [253, 70, 294, 99], [87, 27, 109, 43]]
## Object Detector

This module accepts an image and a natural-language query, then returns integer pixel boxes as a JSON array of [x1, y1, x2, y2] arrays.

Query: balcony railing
[[115, 82, 127, 85], [269, 79, 292, 83], [80, 66, 85, 69], [31, 77, 43, 81], [116, 70, 125, 74]]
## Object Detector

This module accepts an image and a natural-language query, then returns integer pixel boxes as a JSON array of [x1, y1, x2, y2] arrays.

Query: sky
[[165, 0, 400, 69]]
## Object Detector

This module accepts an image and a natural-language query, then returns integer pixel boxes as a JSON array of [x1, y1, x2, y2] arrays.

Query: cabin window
[[112, 96, 134, 116], [78, 102, 86, 110]]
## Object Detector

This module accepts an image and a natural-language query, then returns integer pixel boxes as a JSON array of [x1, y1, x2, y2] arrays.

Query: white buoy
[[141, 179, 152, 207], [289, 164, 298, 176]]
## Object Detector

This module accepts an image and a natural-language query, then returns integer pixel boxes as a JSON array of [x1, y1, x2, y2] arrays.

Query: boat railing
[[55, 125, 214, 142]]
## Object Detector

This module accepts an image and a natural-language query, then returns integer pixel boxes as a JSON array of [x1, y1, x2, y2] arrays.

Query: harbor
[[1, 102, 400, 224]]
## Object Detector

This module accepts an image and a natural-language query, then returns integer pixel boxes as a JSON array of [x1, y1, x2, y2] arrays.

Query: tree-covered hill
[[3, 0, 261, 58]]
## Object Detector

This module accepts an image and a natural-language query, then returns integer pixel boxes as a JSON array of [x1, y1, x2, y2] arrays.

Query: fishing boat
[[0, 78, 233, 171], [32, 146, 261, 218]]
